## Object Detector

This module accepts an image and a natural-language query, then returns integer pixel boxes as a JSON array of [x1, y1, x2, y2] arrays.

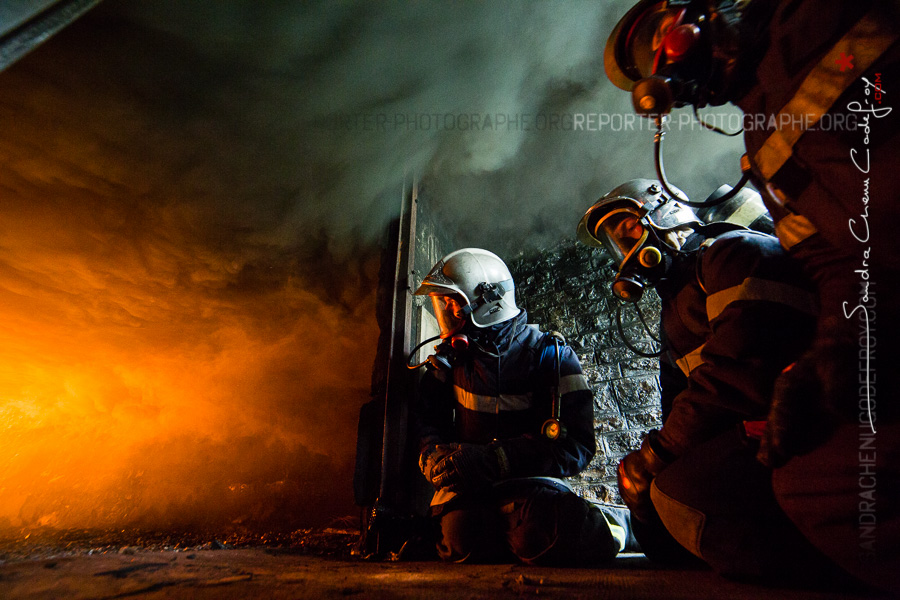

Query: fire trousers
[[646, 428, 839, 584], [433, 481, 621, 566], [773, 422, 900, 593]]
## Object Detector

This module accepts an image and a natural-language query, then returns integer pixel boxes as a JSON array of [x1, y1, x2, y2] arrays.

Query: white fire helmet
[[415, 248, 520, 338], [577, 179, 699, 263]]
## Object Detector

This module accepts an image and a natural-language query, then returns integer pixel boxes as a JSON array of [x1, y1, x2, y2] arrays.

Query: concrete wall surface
[[509, 240, 663, 503]]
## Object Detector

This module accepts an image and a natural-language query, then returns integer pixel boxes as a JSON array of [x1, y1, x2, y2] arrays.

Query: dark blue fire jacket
[[654, 230, 818, 457], [414, 310, 595, 486]]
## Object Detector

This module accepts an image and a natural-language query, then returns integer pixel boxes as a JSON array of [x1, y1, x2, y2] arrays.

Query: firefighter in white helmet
[[412, 248, 633, 565]]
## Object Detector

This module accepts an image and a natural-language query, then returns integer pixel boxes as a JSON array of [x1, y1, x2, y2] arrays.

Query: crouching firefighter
[[576, 180, 844, 584], [410, 248, 634, 565], [604, 2, 900, 589]]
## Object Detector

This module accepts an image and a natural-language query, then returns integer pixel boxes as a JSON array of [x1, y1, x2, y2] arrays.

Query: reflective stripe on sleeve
[[675, 344, 705, 377], [559, 373, 590, 395], [754, 9, 898, 180], [454, 387, 532, 413], [774, 213, 818, 250], [706, 277, 817, 322]]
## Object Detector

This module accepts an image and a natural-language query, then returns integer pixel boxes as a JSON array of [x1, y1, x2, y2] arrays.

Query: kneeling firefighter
[[577, 180, 842, 583], [411, 248, 634, 565], [604, 2, 900, 589]]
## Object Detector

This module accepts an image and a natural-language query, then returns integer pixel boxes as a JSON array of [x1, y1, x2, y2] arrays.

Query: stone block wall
[[508, 240, 663, 503]]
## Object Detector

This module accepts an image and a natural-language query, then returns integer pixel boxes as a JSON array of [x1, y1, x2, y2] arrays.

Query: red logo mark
[[835, 52, 854, 72]]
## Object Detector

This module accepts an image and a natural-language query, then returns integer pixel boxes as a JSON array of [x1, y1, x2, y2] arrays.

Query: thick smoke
[[103, 0, 745, 254], [0, 0, 744, 533]]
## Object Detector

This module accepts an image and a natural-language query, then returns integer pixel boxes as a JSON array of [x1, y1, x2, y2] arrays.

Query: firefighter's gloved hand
[[419, 444, 459, 490], [429, 444, 509, 493], [757, 322, 849, 469], [617, 430, 672, 524], [757, 356, 844, 468]]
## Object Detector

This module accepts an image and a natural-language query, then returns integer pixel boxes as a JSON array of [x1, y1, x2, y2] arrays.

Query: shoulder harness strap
[[538, 331, 564, 389]]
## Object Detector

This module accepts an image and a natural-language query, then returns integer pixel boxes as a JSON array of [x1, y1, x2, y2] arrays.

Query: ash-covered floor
[[0, 528, 891, 599]]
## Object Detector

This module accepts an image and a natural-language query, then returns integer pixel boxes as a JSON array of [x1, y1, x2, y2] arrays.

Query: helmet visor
[[430, 294, 468, 338], [620, 4, 684, 80], [593, 209, 648, 267]]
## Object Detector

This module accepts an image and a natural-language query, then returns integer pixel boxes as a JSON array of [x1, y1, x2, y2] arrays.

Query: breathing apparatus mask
[[577, 179, 700, 303], [605, 0, 747, 118], [605, 0, 757, 213], [407, 295, 472, 371], [407, 331, 470, 371], [429, 294, 468, 340], [590, 209, 664, 303]]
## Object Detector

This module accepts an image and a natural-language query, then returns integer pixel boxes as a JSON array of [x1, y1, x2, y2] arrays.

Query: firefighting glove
[[617, 430, 672, 524], [757, 322, 849, 469], [429, 443, 510, 494], [418, 444, 459, 490]]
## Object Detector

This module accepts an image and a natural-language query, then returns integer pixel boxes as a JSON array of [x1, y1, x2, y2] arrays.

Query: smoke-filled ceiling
[[0, 0, 744, 533]]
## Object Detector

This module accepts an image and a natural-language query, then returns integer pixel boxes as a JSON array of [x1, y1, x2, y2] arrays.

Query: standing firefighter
[[604, 1, 900, 590], [577, 179, 838, 583], [411, 248, 631, 565]]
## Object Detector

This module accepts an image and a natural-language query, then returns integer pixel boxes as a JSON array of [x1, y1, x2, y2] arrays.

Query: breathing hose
[[653, 117, 750, 209], [615, 301, 663, 358], [406, 334, 443, 369]]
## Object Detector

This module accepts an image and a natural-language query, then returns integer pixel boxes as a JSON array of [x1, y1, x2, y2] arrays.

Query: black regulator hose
[[615, 301, 663, 358], [653, 118, 750, 209], [406, 334, 444, 369]]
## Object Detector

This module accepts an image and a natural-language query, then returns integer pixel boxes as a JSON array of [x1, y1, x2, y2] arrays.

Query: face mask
[[430, 294, 468, 338], [592, 209, 666, 302]]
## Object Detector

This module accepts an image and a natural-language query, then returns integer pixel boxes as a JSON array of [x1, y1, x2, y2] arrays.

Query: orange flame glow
[[0, 12, 387, 536], [0, 254, 379, 531]]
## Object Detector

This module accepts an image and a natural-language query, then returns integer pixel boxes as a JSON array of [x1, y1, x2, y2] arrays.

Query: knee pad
[[507, 488, 618, 566]]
